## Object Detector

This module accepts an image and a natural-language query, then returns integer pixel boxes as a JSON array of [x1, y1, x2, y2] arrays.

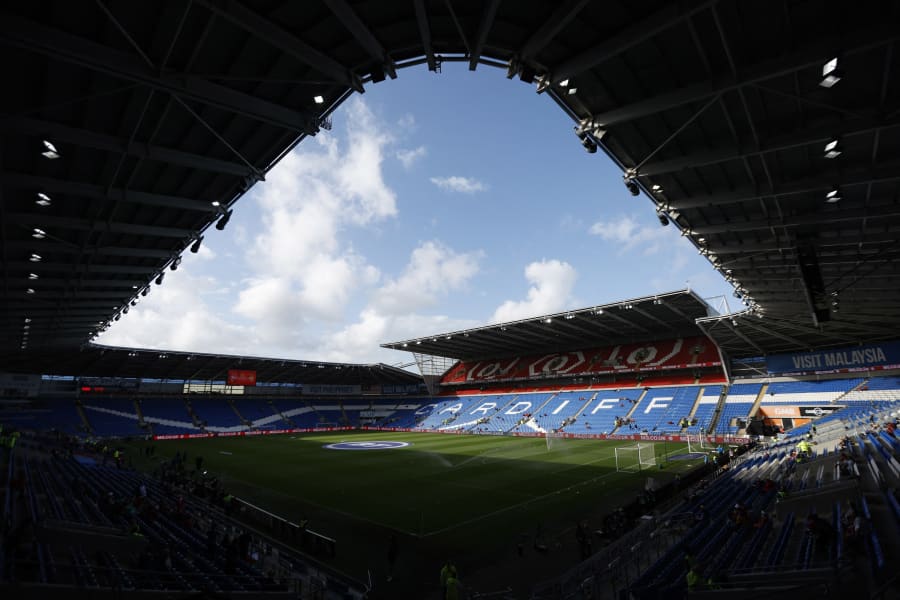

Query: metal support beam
[[413, 0, 437, 72], [1, 116, 256, 178], [194, 0, 361, 91], [519, 0, 589, 61], [469, 0, 501, 70], [0, 14, 321, 132], [551, 0, 719, 84], [672, 158, 900, 210], [639, 114, 900, 177], [691, 205, 900, 236], [5, 261, 159, 274], [1, 170, 218, 213], [5, 212, 195, 239], [5, 241, 174, 260], [584, 29, 900, 127], [323, 0, 396, 78]]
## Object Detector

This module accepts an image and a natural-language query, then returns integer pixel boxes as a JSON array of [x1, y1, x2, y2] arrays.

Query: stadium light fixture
[[36, 192, 52, 207], [825, 188, 841, 203], [170, 256, 182, 271], [141, 287, 149, 296], [155, 272, 164, 285], [651, 184, 663, 192], [824, 138, 842, 159], [568, 88, 578, 95], [657, 212, 669, 226], [624, 171, 640, 196], [28, 273, 38, 280], [215, 209, 233, 230], [313, 95, 324, 104], [41, 140, 60, 159], [559, 79, 569, 87], [26, 288, 35, 294], [819, 57, 841, 88], [190, 236, 204, 253], [211, 200, 221, 207], [32, 228, 46, 239], [24, 318, 31, 323], [123, 306, 129, 315], [130, 300, 137, 306]]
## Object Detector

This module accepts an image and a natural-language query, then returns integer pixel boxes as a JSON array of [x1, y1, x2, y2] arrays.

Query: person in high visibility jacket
[[686, 567, 700, 590]]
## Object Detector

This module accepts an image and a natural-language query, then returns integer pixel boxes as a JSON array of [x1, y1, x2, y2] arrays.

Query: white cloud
[[319, 309, 480, 364], [491, 259, 578, 323], [588, 215, 670, 255], [244, 97, 396, 322], [430, 175, 487, 194], [373, 241, 482, 315], [97, 265, 254, 355], [396, 146, 427, 169], [397, 113, 416, 130]]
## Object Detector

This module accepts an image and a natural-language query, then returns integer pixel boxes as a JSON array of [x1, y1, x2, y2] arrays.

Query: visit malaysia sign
[[766, 341, 900, 374]]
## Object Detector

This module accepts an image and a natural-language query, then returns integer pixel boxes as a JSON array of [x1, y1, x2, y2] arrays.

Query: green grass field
[[126, 431, 704, 588]]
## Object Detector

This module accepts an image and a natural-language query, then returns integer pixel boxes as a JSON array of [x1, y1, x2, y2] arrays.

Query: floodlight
[[824, 139, 842, 159], [215, 209, 233, 230], [825, 188, 841, 203], [36, 192, 52, 207], [624, 178, 640, 196], [26, 288, 35, 294], [170, 256, 182, 271], [41, 140, 60, 159], [155, 272, 164, 285], [313, 95, 324, 104], [32, 228, 46, 239], [190, 236, 204, 253], [29, 254, 41, 262], [657, 212, 669, 226], [123, 306, 129, 314], [819, 57, 841, 88], [141, 287, 149, 296], [28, 273, 38, 280]]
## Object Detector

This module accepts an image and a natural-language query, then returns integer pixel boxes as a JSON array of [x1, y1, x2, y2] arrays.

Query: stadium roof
[[0, 343, 422, 385], [2, 0, 899, 372], [382, 289, 715, 360]]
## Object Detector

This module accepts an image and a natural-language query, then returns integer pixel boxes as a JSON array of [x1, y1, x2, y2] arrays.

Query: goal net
[[686, 432, 713, 454], [615, 444, 657, 472], [545, 429, 564, 451]]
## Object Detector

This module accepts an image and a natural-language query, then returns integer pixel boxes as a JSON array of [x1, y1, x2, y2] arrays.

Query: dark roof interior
[[2, 0, 899, 377], [382, 289, 715, 361]]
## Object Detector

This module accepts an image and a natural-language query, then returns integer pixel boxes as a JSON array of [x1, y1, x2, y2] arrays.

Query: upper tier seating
[[762, 379, 864, 404]]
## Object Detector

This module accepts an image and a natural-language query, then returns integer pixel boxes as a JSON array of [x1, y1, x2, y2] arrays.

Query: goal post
[[545, 429, 564, 451], [615, 443, 657, 472], [686, 432, 713, 454]]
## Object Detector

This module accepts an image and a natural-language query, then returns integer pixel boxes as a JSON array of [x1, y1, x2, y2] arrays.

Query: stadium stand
[[762, 379, 865, 404], [624, 386, 703, 434], [1, 434, 360, 598], [717, 383, 764, 434]]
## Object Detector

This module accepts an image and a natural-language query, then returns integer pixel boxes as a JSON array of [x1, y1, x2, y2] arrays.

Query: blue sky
[[98, 63, 735, 366]]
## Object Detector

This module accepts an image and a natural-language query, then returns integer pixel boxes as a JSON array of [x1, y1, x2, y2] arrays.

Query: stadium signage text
[[323, 441, 410, 450], [766, 341, 900, 374]]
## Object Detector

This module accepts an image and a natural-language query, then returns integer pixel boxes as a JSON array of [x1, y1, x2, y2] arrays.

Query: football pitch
[[134, 431, 698, 536]]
